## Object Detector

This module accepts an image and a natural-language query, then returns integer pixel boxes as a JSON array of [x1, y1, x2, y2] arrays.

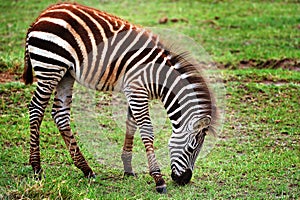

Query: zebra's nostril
[[171, 169, 192, 186]]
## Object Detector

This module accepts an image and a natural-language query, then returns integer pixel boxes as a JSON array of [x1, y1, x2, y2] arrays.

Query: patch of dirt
[[260, 81, 290, 86], [158, 16, 188, 24], [0, 72, 22, 83], [220, 58, 300, 71]]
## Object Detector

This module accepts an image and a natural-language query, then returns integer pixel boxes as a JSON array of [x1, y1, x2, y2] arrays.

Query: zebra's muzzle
[[171, 168, 192, 186]]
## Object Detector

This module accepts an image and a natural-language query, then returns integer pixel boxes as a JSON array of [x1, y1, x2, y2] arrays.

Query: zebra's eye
[[188, 132, 201, 150]]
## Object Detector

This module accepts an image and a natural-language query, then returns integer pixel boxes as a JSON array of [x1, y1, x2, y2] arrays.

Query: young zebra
[[23, 3, 218, 193]]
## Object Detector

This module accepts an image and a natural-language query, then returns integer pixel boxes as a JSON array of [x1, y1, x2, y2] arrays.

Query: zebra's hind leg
[[51, 72, 95, 178], [29, 80, 58, 179], [121, 107, 137, 177]]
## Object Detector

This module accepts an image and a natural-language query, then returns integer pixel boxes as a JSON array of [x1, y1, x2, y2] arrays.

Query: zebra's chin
[[171, 169, 192, 186]]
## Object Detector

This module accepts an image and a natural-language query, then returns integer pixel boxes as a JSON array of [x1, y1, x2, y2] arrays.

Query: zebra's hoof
[[34, 174, 43, 181], [33, 168, 44, 180], [89, 173, 96, 179], [156, 185, 167, 194], [123, 172, 136, 177], [84, 171, 96, 179]]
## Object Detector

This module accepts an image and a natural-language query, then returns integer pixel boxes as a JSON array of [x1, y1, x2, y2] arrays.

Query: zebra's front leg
[[121, 107, 137, 176], [141, 125, 167, 194], [125, 87, 167, 193], [51, 73, 94, 178]]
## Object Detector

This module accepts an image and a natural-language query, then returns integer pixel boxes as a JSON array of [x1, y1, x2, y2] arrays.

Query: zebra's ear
[[193, 115, 211, 131]]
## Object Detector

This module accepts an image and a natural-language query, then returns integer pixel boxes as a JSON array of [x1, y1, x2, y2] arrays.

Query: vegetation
[[0, 0, 299, 199]]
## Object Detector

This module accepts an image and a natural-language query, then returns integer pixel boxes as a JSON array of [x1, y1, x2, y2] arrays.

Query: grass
[[0, 0, 299, 199], [0, 0, 299, 72], [1, 70, 299, 199]]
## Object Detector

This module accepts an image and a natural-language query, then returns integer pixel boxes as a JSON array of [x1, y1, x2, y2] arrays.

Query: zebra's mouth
[[171, 168, 192, 186]]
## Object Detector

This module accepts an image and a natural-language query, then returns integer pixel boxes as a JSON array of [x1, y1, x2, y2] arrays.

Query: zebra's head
[[169, 115, 211, 185]]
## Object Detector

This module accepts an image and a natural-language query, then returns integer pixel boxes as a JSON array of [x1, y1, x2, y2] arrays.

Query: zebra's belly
[[69, 68, 123, 92]]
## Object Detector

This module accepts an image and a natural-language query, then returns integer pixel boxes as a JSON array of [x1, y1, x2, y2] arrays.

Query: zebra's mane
[[161, 43, 220, 136]]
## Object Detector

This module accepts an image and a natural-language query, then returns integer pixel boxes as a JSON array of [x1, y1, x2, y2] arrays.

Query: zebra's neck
[[123, 50, 212, 133], [159, 57, 212, 133]]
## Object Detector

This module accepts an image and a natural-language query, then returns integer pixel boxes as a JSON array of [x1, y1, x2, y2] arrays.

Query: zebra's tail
[[23, 30, 33, 85]]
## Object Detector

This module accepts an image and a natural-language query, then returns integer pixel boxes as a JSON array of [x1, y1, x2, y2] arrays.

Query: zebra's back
[[26, 3, 160, 91]]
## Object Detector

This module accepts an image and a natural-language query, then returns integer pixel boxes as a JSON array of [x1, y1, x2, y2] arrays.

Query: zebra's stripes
[[23, 3, 217, 193]]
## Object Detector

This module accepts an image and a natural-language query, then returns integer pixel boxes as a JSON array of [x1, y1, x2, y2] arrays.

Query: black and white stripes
[[23, 3, 217, 193]]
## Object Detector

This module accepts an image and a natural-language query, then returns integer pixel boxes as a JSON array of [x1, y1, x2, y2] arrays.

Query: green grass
[[0, 0, 299, 72], [0, 0, 300, 199], [1, 70, 299, 199]]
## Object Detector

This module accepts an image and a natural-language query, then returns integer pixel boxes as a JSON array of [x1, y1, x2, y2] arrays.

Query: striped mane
[[159, 45, 219, 135]]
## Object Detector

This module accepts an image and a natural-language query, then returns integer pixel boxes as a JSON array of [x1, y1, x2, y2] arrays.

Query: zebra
[[23, 3, 218, 193]]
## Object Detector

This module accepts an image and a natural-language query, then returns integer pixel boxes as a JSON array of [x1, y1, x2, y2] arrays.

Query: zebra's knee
[[51, 100, 71, 128], [28, 100, 46, 126], [51, 107, 61, 125]]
